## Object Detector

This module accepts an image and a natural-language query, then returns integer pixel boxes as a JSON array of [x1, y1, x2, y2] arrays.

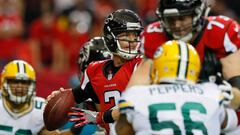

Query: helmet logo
[[80, 46, 90, 62], [153, 46, 163, 59], [105, 14, 113, 24]]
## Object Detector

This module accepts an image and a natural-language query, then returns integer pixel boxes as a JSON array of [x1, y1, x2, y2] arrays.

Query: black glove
[[199, 49, 222, 82]]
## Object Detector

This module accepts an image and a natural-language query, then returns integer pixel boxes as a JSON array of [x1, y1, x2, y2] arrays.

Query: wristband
[[103, 109, 114, 123], [96, 112, 104, 124]]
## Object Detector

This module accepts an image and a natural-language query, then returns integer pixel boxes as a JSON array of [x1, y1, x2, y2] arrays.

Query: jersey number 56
[[149, 102, 208, 134]]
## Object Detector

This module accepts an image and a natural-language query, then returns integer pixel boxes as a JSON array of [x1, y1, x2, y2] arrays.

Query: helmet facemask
[[156, 0, 210, 42], [110, 28, 142, 60], [3, 78, 36, 105], [162, 15, 194, 42]]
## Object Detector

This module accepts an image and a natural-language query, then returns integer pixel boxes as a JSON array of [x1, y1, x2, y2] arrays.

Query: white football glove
[[212, 73, 233, 106], [215, 73, 233, 106], [218, 80, 233, 106]]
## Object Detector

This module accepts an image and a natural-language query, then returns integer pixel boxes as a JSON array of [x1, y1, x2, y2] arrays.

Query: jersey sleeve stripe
[[118, 99, 134, 113], [218, 94, 224, 105]]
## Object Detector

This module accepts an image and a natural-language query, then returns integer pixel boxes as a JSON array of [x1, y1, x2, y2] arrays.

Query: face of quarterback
[[116, 31, 141, 53]]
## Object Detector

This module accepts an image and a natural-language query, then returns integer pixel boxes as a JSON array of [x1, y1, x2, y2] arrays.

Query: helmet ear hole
[[104, 34, 118, 53]]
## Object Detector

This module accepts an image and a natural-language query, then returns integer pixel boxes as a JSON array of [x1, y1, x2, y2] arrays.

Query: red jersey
[[142, 15, 240, 63], [80, 56, 142, 112]]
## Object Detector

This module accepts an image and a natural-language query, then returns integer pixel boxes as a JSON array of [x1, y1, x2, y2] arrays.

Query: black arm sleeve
[[72, 85, 89, 103], [103, 109, 114, 123], [72, 83, 100, 104], [85, 82, 100, 103]]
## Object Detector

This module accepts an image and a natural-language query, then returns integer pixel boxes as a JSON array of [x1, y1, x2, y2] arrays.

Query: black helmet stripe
[[177, 40, 189, 79]]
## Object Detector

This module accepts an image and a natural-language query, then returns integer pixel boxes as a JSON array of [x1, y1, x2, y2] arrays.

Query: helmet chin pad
[[115, 37, 140, 60], [172, 32, 193, 42], [117, 51, 137, 60]]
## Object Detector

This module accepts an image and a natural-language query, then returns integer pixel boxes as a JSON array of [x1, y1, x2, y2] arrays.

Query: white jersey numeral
[[146, 24, 163, 33], [207, 16, 230, 30], [104, 90, 121, 109], [207, 20, 225, 30]]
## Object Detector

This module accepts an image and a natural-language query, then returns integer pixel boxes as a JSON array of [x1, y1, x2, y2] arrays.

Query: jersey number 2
[[104, 90, 121, 109], [148, 102, 208, 135]]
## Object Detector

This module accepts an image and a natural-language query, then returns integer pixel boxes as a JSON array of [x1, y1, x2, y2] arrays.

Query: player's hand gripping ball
[[44, 88, 76, 131]]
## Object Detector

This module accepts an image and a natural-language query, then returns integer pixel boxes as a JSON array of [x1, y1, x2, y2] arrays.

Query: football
[[43, 88, 76, 131]]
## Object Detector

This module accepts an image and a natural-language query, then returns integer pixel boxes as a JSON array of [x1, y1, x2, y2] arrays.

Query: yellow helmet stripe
[[177, 40, 189, 80]]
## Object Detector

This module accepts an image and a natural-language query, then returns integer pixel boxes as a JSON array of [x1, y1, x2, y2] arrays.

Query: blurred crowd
[[0, 0, 239, 99]]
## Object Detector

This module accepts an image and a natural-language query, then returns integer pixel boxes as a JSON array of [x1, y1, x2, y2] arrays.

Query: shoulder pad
[[34, 96, 46, 102]]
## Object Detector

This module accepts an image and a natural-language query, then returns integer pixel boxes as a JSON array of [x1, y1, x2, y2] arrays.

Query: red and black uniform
[[72, 56, 142, 132], [80, 56, 141, 111], [142, 16, 240, 62]]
